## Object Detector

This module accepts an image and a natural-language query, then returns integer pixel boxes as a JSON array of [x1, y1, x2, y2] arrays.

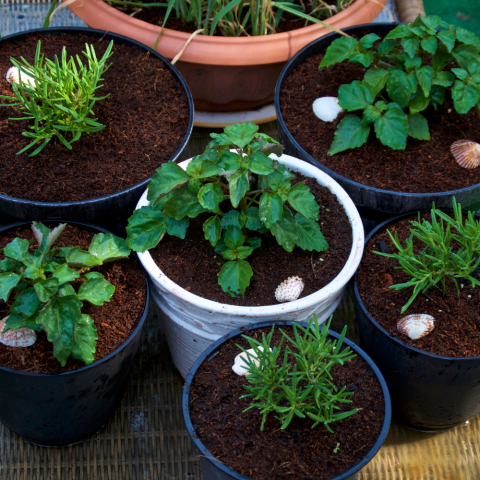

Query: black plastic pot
[[0, 220, 149, 446], [0, 28, 194, 227], [274, 23, 480, 231], [354, 211, 480, 431], [183, 321, 392, 480]]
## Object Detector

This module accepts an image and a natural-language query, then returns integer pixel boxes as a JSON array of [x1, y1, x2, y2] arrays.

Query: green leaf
[[66, 247, 103, 268], [385, 24, 411, 40], [203, 216, 222, 246], [259, 192, 283, 228], [221, 245, 254, 261], [32, 222, 66, 254], [432, 52, 453, 72], [452, 45, 480, 70], [433, 71, 455, 88], [4, 312, 42, 332], [359, 33, 380, 49], [70, 314, 97, 365], [456, 27, 480, 49], [328, 115, 370, 155], [4, 238, 30, 262], [217, 151, 241, 172], [416, 65, 434, 97], [198, 183, 224, 212], [420, 35, 437, 55], [248, 152, 274, 175], [78, 277, 115, 306], [364, 68, 389, 95], [452, 80, 480, 114], [295, 214, 329, 252], [420, 14, 441, 30], [224, 226, 245, 249], [165, 216, 189, 239], [197, 160, 223, 178], [408, 90, 429, 114], [338, 80, 375, 111], [34, 277, 59, 303], [401, 35, 420, 58], [319, 37, 358, 69], [349, 50, 373, 68], [378, 39, 399, 54], [228, 170, 249, 208], [58, 284, 76, 297], [407, 113, 430, 140], [386, 70, 418, 108], [218, 259, 253, 298], [126, 205, 166, 252], [147, 161, 190, 201], [429, 85, 446, 109], [244, 207, 262, 231], [287, 183, 319, 221], [0, 272, 21, 302], [452, 68, 469, 82], [437, 30, 455, 53], [224, 122, 258, 148], [374, 105, 408, 150], [164, 186, 206, 220], [0, 258, 19, 273], [362, 102, 387, 125], [266, 168, 291, 192], [270, 208, 298, 252], [88, 233, 130, 262], [52, 264, 80, 285], [10, 287, 40, 318], [404, 55, 422, 72], [246, 237, 261, 250], [222, 210, 242, 228], [209, 133, 232, 148]]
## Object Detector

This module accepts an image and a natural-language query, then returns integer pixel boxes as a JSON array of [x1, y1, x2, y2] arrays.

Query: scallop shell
[[0, 317, 36, 348], [232, 346, 268, 376], [451, 140, 480, 169], [312, 97, 343, 122], [397, 314, 435, 340], [275, 276, 304, 303]]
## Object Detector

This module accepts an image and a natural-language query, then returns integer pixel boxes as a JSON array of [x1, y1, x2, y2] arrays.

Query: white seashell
[[275, 276, 304, 303], [0, 317, 36, 347], [6, 66, 36, 88], [312, 97, 343, 122], [397, 314, 435, 340], [451, 140, 480, 169], [232, 346, 269, 376]]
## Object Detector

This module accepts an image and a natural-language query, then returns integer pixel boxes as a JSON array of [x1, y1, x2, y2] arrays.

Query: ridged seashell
[[232, 346, 269, 376], [5, 66, 35, 88], [312, 97, 343, 122], [451, 140, 480, 169], [275, 276, 304, 303], [0, 317, 36, 348], [397, 314, 435, 340]]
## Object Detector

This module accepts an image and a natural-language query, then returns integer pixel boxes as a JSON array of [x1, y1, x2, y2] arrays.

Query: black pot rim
[[354, 208, 480, 361], [0, 219, 150, 377], [0, 26, 194, 208], [182, 320, 392, 480], [274, 22, 480, 200]]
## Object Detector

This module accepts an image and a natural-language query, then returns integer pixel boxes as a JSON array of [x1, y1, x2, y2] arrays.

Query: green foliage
[[238, 314, 357, 432], [126, 122, 328, 299], [0, 40, 113, 156], [0, 222, 130, 366], [374, 198, 480, 314], [319, 15, 480, 154]]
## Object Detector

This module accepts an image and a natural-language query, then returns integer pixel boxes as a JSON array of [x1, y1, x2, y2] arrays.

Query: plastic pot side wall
[[182, 321, 392, 480], [354, 212, 480, 431], [0, 221, 150, 446], [274, 23, 480, 225], [0, 28, 194, 223], [137, 154, 365, 378]]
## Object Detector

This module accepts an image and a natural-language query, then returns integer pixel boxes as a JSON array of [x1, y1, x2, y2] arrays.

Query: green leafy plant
[[375, 198, 480, 313], [126, 121, 328, 299], [0, 222, 131, 366], [319, 15, 480, 155], [0, 40, 114, 156], [238, 314, 357, 431]]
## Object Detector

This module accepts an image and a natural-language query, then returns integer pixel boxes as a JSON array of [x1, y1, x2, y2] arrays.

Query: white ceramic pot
[[136, 154, 364, 377]]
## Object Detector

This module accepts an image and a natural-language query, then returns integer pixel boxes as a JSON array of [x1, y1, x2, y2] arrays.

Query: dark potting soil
[[151, 174, 352, 306], [0, 33, 189, 203], [357, 214, 480, 357], [0, 224, 147, 373], [279, 51, 480, 194], [189, 327, 385, 480]]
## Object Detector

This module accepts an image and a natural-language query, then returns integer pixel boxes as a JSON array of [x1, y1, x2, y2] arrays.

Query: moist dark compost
[[357, 214, 480, 357], [279, 51, 480, 194], [0, 33, 189, 203], [151, 173, 352, 306], [0, 224, 147, 373], [189, 327, 385, 480]]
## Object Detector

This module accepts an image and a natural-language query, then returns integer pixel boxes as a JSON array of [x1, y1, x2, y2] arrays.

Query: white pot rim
[[137, 154, 364, 315]]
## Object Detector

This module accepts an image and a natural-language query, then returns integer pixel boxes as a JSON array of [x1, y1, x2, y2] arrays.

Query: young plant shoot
[[0, 222, 131, 366], [317, 15, 480, 155], [126, 122, 328, 299], [375, 198, 480, 313], [237, 314, 357, 432], [0, 40, 114, 156]]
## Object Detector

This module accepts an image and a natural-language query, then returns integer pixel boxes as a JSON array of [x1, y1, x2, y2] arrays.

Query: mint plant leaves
[[126, 122, 329, 299]]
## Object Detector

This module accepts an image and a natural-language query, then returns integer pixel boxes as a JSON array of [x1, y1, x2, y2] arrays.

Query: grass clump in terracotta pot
[[0, 222, 130, 365], [0, 39, 114, 156], [314, 15, 480, 155], [126, 121, 329, 299]]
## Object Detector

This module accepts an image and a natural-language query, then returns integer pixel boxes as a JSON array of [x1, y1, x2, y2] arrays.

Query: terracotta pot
[[65, 0, 388, 112]]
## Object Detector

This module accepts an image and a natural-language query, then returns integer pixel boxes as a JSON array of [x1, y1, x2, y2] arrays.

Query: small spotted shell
[[451, 140, 480, 169], [232, 346, 269, 376], [397, 314, 435, 340], [0, 317, 36, 348], [275, 276, 304, 303], [312, 97, 343, 122]]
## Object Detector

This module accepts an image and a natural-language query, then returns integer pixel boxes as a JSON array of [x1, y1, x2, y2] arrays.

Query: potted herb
[[0, 220, 149, 446], [275, 16, 480, 229], [354, 198, 480, 430], [0, 27, 193, 224], [126, 121, 364, 377], [183, 315, 391, 479], [63, 0, 388, 112]]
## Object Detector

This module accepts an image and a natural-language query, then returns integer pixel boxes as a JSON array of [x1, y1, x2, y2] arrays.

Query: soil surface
[[151, 173, 352, 306], [0, 33, 190, 203], [189, 327, 386, 480], [357, 213, 480, 357], [279, 50, 480, 194], [0, 224, 147, 373]]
